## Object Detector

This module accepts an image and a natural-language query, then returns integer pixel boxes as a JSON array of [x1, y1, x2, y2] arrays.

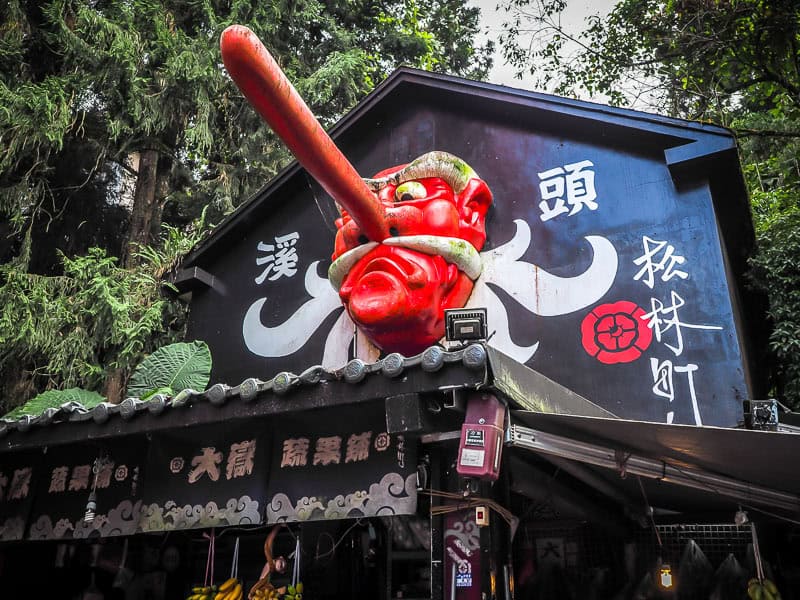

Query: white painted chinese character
[[641, 291, 722, 356], [169, 457, 185, 474], [9, 467, 32, 500], [94, 459, 115, 489], [280, 438, 310, 468], [226, 440, 257, 479], [313, 436, 342, 466], [396, 435, 406, 468], [188, 447, 223, 483], [538, 160, 598, 222], [564, 160, 597, 215], [538, 166, 569, 221], [650, 358, 702, 425], [255, 232, 300, 284], [345, 431, 372, 463], [675, 364, 702, 425], [633, 237, 689, 289], [49, 466, 69, 493], [68, 465, 91, 492]]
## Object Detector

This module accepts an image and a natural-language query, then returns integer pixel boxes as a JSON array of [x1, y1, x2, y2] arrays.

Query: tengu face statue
[[328, 152, 493, 355], [221, 27, 501, 358]]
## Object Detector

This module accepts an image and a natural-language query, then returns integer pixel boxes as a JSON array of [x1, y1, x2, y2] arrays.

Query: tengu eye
[[395, 181, 427, 202]]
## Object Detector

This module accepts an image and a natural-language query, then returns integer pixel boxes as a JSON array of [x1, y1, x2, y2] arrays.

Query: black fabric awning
[[508, 411, 800, 519]]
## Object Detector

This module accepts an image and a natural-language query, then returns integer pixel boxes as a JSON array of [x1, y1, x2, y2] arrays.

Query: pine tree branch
[[732, 128, 800, 139]]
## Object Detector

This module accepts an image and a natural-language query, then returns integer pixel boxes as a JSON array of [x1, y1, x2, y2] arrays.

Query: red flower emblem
[[581, 301, 653, 364]]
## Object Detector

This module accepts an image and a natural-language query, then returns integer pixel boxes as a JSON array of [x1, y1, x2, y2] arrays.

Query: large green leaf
[[126, 341, 212, 399], [4, 388, 105, 419]]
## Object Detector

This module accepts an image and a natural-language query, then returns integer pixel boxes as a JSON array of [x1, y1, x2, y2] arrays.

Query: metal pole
[[507, 424, 800, 514]]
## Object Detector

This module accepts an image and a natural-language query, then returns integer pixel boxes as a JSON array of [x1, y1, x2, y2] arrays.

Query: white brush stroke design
[[242, 220, 617, 366]]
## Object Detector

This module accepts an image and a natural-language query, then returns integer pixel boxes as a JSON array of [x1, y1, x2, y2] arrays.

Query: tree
[[498, 0, 800, 408], [0, 0, 492, 410]]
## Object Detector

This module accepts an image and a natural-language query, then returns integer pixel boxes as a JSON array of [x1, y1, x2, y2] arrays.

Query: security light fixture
[[445, 308, 488, 344], [743, 400, 779, 431]]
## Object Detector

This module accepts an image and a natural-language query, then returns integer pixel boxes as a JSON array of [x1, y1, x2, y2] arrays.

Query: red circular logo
[[581, 301, 653, 364]]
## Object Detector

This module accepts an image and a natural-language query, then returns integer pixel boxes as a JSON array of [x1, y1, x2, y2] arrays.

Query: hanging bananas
[[284, 581, 304, 600], [185, 584, 217, 600], [249, 581, 303, 600], [748, 578, 782, 600], [186, 578, 243, 600]]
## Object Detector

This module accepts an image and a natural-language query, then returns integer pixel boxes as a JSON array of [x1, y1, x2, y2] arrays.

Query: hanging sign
[[0, 450, 41, 541], [138, 423, 270, 532], [27, 438, 145, 540], [443, 510, 482, 600], [265, 403, 417, 522]]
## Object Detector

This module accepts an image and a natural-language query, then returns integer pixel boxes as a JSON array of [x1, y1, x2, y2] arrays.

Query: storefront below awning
[[506, 411, 800, 520], [0, 401, 420, 542]]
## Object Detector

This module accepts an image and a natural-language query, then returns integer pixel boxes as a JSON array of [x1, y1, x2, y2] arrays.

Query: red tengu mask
[[329, 151, 492, 355]]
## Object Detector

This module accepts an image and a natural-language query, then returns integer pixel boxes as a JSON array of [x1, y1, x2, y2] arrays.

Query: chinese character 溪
[[255, 232, 300, 284]]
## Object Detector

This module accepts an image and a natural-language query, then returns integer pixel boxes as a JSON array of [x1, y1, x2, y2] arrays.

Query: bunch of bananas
[[748, 578, 782, 600], [186, 578, 243, 600], [284, 582, 304, 600], [185, 585, 217, 600], [214, 578, 244, 600], [249, 581, 303, 600]]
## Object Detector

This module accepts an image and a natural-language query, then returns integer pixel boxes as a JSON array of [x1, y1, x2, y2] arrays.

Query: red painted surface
[[333, 173, 492, 355], [220, 25, 390, 242], [580, 301, 653, 364]]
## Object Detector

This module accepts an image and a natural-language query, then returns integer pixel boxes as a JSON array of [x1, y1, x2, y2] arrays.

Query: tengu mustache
[[328, 235, 482, 291]]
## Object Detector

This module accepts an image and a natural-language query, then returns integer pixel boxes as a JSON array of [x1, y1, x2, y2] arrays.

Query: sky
[[470, 0, 618, 95]]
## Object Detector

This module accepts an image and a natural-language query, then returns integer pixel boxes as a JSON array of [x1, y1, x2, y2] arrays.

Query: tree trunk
[[123, 148, 159, 267], [104, 367, 126, 404]]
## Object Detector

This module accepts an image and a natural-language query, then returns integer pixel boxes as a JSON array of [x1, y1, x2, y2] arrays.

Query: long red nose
[[220, 25, 390, 242]]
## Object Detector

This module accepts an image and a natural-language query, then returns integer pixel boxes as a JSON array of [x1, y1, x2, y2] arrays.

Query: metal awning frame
[[505, 422, 800, 515]]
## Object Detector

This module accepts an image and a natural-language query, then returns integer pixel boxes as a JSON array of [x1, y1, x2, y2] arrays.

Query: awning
[[507, 411, 800, 519]]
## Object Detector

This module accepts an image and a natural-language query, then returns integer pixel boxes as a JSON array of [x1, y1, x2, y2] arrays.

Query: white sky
[[471, 0, 618, 96]]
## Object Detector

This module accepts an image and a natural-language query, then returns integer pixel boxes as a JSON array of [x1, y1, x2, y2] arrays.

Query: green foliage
[[498, 0, 800, 407], [0, 0, 492, 412], [1, 0, 493, 242], [0, 218, 208, 414], [3, 388, 105, 419], [749, 205, 800, 404], [126, 340, 212, 400]]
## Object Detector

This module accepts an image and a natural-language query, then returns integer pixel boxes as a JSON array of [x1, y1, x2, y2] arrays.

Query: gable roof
[[180, 67, 749, 270]]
